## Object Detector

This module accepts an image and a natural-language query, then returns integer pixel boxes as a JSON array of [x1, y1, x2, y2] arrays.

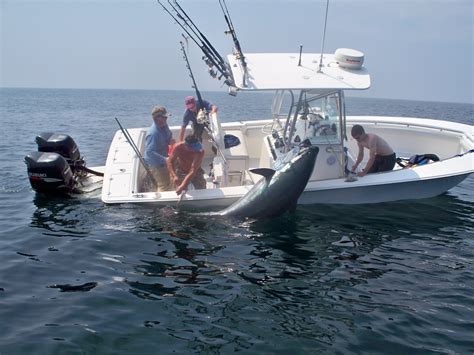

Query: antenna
[[298, 44, 303, 66], [318, 0, 330, 73]]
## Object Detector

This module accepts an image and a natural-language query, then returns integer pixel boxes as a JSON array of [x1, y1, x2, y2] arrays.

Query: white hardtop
[[228, 52, 371, 91]]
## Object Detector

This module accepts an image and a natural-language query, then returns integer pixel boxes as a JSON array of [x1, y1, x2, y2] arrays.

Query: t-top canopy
[[228, 52, 371, 91]]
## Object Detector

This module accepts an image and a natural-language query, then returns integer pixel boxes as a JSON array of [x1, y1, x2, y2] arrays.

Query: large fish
[[213, 145, 319, 218]]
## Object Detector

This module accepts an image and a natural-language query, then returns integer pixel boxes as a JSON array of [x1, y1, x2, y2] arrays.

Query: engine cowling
[[25, 151, 75, 193]]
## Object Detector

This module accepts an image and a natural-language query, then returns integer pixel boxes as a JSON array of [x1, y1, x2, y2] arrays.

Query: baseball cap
[[151, 106, 170, 118], [185, 96, 196, 109]]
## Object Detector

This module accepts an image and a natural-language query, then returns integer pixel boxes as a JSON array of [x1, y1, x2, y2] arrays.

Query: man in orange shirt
[[167, 134, 206, 195]]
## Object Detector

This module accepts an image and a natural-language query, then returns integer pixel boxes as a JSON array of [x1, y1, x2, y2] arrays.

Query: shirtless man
[[167, 134, 206, 195], [351, 124, 396, 177]]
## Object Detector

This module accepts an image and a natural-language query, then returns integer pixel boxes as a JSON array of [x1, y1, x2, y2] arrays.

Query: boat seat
[[211, 130, 249, 187], [223, 130, 248, 173]]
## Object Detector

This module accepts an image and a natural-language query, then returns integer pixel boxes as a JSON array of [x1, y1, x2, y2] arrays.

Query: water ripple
[[1, 90, 473, 353]]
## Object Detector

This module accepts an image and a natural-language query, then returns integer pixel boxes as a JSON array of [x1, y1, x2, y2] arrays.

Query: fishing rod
[[114, 117, 158, 188], [167, 0, 224, 72], [180, 41, 205, 112], [156, 0, 234, 86], [179, 41, 227, 163], [218, 0, 247, 87], [169, 0, 230, 78], [156, 0, 210, 61]]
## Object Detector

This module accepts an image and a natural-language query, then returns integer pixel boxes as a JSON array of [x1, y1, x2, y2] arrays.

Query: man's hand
[[173, 176, 180, 187], [176, 183, 187, 195]]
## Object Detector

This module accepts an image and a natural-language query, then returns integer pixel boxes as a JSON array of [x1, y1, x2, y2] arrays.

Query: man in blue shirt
[[144, 106, 174, 191], [179, 96, 217, 142]]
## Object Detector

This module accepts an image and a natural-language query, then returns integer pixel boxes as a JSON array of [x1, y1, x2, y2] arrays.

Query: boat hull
[[300, 172, 471, 205], [108, 171, 471, 208]]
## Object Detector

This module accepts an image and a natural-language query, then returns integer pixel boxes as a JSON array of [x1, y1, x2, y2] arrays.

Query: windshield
[[303, 91, 341, 145]]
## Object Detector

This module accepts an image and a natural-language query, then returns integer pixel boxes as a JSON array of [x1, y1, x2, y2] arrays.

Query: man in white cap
[[144, 106, 174, 191], [179, 95, 217, 142]]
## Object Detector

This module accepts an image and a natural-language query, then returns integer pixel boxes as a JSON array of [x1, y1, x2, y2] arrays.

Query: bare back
[[172, 142, 204, 172], [359, 133, 394, 156]]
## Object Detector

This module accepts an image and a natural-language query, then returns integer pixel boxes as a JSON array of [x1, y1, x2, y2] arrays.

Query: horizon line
[[0, 86, 472, 106]]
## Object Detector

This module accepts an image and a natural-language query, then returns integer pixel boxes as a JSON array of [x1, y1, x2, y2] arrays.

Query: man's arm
[[167, 146, 180, 186], [178, 126, 186, 142], [351, 144, 364, 172], [358, 153, 375, 176], [179, 113, 191, 142], [203, 100, 217, 114], [359, 143, 376, 177], [176, 151, 204, 194], [145, 134, 167, 166]]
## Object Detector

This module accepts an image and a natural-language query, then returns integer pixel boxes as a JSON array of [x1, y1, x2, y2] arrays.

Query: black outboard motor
[[25, 133, 84, 194], [36, 132, 81, 162], [25, 132, 104, 194], [25, 151, 75, 193]]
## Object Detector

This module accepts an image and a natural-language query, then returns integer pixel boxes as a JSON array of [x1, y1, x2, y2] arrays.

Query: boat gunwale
[[101, 115, 473, 205]]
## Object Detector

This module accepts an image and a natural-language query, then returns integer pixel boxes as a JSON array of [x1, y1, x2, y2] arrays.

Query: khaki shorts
[[176, 167, 206, 190], [149, 165, 172, 192]]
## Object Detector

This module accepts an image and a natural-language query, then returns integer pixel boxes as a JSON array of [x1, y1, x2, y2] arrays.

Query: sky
[[1, 0, 473, 103]]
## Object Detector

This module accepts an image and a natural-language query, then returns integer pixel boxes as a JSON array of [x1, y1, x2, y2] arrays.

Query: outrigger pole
[[156, 0, 234, 87], [169, 0, 229, 79], [179, 41, 227, 164], [218, 0, 247, 87]]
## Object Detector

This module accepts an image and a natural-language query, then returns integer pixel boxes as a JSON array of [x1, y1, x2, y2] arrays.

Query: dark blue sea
[[1, 88, 473, 354]]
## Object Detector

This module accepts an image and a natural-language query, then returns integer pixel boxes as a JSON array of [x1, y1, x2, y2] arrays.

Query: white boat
[[100, 50, 474, 207]]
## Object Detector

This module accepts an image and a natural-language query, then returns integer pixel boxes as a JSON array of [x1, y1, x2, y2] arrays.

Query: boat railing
[[349, 116, 471, 137]]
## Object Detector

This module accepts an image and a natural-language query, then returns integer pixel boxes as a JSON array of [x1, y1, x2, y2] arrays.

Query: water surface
[[0, 88, 473, 354]]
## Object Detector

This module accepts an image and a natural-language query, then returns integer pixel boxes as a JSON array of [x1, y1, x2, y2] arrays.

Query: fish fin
[[249, 168, 276, 181]]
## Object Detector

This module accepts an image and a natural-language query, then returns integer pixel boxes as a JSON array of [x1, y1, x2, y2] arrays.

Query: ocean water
[[0, 88, 473, 354]]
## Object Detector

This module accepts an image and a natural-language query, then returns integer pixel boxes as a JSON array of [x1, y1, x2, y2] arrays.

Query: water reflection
[[17, 186, 474, 353], [123, 192, 474, 302], [124, 207, 238, 300], [30, 194, 98, 237]]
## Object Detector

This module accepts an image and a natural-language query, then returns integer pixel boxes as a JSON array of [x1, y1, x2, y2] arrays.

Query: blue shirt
[[144, 123, 172, 167], [182, 100, 212, 128]]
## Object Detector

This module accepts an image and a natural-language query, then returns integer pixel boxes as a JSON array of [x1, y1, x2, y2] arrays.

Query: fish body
[[214, 146, 319, 218]]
